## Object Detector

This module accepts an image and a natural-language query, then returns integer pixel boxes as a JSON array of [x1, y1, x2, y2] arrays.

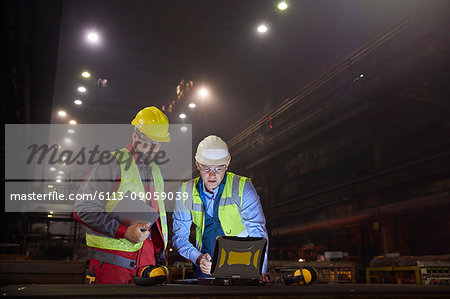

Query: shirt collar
[[197, 173, 227, 199], [202, 181, 218, 198]]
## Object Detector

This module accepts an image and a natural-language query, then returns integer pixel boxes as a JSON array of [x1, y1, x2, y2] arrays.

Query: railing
[[228, 2, 448, 161]]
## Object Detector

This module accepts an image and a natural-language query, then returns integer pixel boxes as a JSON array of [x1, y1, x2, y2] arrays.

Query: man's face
[[132, 131, 162, 162], [196, 161, 228, 193]]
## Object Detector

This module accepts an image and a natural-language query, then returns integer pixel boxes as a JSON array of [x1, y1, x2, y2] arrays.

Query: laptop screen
[[210, 236, 267, 279]]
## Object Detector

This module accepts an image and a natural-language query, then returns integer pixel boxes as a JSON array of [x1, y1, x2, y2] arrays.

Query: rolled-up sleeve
[[172, 189, 202, 264], [241, 180, 269, 274]]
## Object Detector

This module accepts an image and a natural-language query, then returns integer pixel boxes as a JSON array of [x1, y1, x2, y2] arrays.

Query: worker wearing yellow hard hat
[[131, 106, 171, 142], [172, 135, 270, 283], [74, 106, 170, 284]]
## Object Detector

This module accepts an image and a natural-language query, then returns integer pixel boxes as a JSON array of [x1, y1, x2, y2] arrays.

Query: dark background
[[2, 0, 449, 279]]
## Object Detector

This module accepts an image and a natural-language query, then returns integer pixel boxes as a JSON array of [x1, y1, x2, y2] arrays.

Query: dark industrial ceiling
[[46, 0, 434, 140]]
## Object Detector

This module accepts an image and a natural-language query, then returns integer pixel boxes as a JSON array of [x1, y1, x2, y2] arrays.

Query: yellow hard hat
[[131, 107, 170, 142]]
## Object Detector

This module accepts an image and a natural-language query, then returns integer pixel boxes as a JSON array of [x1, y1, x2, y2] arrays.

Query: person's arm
[[73, 159, 128, 239], [172, 188, 203, 265], [240, 180, 269, 274]]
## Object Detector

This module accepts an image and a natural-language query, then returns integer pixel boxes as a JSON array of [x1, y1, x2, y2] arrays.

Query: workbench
[[1, 283, 449, 298]]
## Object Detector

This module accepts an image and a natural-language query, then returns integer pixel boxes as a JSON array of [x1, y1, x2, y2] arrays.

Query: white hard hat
[[195, 135, 231, 166]]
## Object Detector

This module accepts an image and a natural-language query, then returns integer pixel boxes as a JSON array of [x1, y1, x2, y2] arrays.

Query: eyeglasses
[[137, 132, 161, 147], [198, 164, 227, 173]]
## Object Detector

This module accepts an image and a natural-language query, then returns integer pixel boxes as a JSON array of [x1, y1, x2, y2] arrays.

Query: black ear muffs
[[296, 267, 307, 285], [305, 266, 318, 283], [284, 267, 318, 286], [134, 265, 168, 286], [136, 265, 154, 278]]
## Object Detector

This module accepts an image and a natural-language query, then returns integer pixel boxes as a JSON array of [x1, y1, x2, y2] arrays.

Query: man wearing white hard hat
[[172, 135, 269, 282]]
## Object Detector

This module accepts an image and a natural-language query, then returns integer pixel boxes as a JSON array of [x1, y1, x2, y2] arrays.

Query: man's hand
[[124, 223, 150, 244], [196, 253, 212, 274], [260, 273, 270, 284]]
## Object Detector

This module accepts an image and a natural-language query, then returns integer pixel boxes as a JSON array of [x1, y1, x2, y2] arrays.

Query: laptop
[[198, 236, 267, 286], [109, 191, 160, 227]]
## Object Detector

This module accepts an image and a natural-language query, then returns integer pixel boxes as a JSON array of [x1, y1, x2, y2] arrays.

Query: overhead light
[[74, 99, 83, 105], [49, 211, 54, 214], [67, 129, 75, 134], [188, 103, 196, 108], [78, 86, 86, 93], [257, 24, 268, 33], [50, 167, 56, 171], [198, 88, 209, 98], [277, 1, 288, 10], [298, 258, 305, 262], [58, 170, 64, 175], [58, 110, 67, 117], [179, 113, 186, 119], [48, 214, 53, 218], [69, 120, 77, 125], [56, 175, 62, 180], [180, 126, 188, 132], [81, 71, 91, 78], [47, 184, 54, 189], [56, 179, 62, 183], [87, 32, 99, 43], [64, 138, 72, 144]]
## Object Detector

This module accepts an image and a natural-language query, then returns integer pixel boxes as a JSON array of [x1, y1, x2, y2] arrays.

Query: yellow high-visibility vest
[[85, 148, 168, 252], [181, 172, 248, 250]]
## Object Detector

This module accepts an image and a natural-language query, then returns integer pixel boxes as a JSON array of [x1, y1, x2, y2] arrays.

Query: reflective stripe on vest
[[85, 147, 168, 252], [181, 172, 248, 250]]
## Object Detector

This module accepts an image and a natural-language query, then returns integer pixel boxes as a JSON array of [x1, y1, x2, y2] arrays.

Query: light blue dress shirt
[[172, 177, 269, 274]]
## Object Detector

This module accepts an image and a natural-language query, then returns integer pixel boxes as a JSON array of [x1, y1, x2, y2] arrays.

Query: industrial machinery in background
[[366, 254, 450, 285], [269, 260, 357, 284], [161, 79, 194, 113], [266, 242, 358, 284]]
